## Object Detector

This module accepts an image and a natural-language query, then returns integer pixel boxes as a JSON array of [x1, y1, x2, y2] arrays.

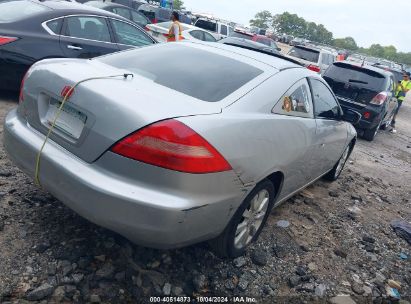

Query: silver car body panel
[[4, 42, 356, 248]]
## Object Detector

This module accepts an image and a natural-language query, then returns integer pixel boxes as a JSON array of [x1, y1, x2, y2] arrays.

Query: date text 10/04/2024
[[149, 296, 258, 303]]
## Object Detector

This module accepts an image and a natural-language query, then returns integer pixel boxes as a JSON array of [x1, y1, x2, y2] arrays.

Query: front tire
[[209, 180, 275, 258], [323, 143, 352, 181]]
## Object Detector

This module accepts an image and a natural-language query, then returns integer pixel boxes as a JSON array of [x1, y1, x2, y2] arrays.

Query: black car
[[138, 3, 171, 23], [323, 61, 398, 141], [84, 1, 151, 28], [0, 0, 156, 91]]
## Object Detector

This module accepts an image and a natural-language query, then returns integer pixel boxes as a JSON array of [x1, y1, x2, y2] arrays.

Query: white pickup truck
[[194, 18, 233, 40]]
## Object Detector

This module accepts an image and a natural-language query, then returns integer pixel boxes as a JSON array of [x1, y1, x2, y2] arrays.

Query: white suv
[[287, 45, 337, 75], [194, 18, 233, 40]]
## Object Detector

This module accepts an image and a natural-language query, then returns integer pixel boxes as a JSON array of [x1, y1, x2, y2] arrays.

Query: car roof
[[18, 0, 130, 22], [191, 40, 302, 71], [84, 1, 130, 9]]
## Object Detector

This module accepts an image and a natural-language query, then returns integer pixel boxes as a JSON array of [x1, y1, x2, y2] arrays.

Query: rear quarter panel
[[179, 68, 321, 202]]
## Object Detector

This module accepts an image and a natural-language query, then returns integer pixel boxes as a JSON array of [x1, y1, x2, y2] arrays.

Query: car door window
[[310, 78, 341, 119], [203, 32, 216, 42], [111, 19, 153, 46], [189, 30, 204, 41], [65, 16, 111, 42], [131, 11, 148, 26], [220, 24, 228, 36], [272, 78, 313, 118], [111, 7, 131, 20]]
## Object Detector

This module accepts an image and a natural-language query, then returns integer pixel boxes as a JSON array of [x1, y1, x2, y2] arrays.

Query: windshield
[[99, 44, 263, 102], [288, 46, 319, 63]]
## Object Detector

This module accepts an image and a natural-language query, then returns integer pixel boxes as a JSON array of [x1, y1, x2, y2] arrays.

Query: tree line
[[250, 11, 411, 65]]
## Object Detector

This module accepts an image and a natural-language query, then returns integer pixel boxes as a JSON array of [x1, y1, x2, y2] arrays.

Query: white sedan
[[145, 22, 217, 43]]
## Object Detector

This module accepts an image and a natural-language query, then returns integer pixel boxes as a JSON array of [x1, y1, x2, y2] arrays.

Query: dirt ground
[[0, 83, 410, 304]]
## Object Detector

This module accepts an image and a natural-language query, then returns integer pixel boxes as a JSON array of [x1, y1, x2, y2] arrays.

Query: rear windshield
[[288, 46, 319, 63], [255, 38, 271, 46], [324, 63, 386, 91], [98, 44, 263, 102], [0, 0, 50, 22], [231, 32, 253, 40], [195, 20, 217, 32]]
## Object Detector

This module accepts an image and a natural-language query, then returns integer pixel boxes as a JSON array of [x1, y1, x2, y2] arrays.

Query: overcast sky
[[183, 0, 411, 53]]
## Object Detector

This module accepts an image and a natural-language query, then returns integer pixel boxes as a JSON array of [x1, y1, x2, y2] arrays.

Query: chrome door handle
[[321, 143, 325, 148], [67, 45, 82, 50]]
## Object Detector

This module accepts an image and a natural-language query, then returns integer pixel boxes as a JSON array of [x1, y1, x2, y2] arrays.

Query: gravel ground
[[0, 87, 410, 304]]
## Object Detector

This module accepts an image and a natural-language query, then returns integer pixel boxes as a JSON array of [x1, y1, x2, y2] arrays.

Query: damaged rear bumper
[[4, 109, 246, 249]]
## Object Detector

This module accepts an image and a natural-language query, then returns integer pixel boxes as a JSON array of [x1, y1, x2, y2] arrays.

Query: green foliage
[[270, 12, 333, 44], [249, 10, 272, 29], [250, 10, 411, 65], [332, 37, 358, 51], [173, 0, 184, 10]]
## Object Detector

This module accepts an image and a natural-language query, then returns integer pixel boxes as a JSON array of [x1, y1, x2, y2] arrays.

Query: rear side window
[[324, 63, 386, 91], [99, 44, 263, 102], [288, 47, 320, 63], [46, 19, 63, 34], [273, 79, 313, 118], [195, 20, 217, 32], [0, 0, 50, 22]]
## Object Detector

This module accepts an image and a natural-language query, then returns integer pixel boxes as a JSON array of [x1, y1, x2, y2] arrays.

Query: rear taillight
[[61, 86, 74, 99], [0, 36, 18, 46], [111, 119, 232, 174], [307, 65, 321, 73], [370, 92, 388, 105], [152, 18, 158, 24], [19, 71, 30, 103], [163, 33, 169, 38], [144, 26, 150, 31], [363, 111, 371, 119]]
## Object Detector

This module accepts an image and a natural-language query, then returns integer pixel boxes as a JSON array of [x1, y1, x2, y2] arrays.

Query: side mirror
[[277, 47, 281, 51], [342, 108, 361, 125]]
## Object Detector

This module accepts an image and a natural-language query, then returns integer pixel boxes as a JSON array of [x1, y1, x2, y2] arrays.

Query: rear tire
[[209, 180, 275, 258], [363, 119, 382, 141], [323, 143, 352, 181]]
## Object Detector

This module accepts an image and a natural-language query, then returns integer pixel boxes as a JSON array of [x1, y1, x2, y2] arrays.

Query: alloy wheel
[[234, 189, 270, 249]]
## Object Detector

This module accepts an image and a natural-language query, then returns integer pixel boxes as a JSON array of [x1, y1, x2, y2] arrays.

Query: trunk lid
[[21, 58, 222, 163], [146, 23, 169, 42]]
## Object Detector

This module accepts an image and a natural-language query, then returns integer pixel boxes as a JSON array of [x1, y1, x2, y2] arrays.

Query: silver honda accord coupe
[[4, 42, 360, 257]]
